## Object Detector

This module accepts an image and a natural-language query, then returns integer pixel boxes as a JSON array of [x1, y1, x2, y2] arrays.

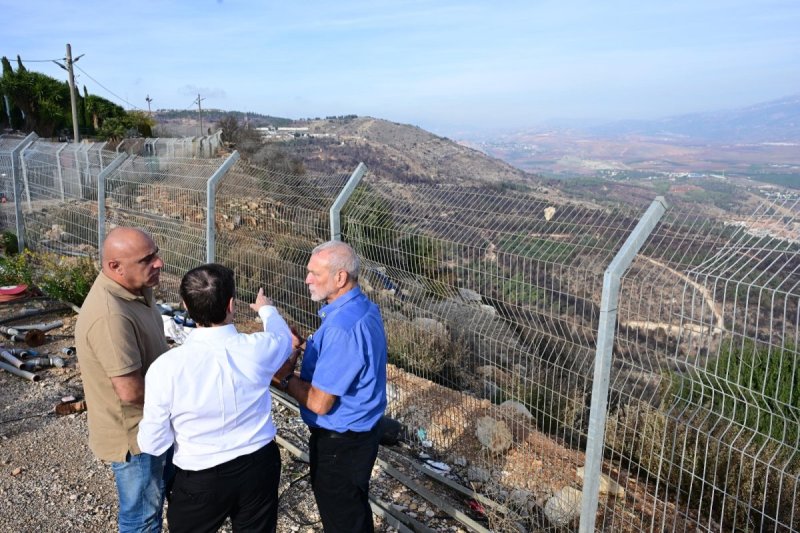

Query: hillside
[[253, 116, 549, 190]]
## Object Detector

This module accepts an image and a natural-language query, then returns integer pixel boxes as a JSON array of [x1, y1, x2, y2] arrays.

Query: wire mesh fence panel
[[1, 136, 798, 533], [337, 179, 666, 530], [115, 138, 146, 156], [87, 142, 107, 174], [112, 133, 223, 159], [0, 134, 29, 232], [214, 160, 354, 328], [600, 197, 800, 532], [22, 140, 70, 202], [14, 141, 99, 256], [153, 138, 172, 157], [102, 156, 227, 300]]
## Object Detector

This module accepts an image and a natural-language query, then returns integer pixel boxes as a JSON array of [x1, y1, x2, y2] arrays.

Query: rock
[[476, 365, 510, 383], [413, 317, 447, 336], [476, 416, 513, 453], [576, 467, 626, 498], [543, 486, 582, 527], [482, 379, 503, 403], [544, 206, 556, 221], [467, 466, 490, 483], [458, 288, 483, 303], [44, 224, 66, 241], [510, 489, 532, 507], [11, 467, 23, 476], [500, 400, 533, 419]]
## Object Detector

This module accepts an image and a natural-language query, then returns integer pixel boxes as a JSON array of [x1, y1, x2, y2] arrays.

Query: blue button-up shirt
[[299, 286, 387, 432]]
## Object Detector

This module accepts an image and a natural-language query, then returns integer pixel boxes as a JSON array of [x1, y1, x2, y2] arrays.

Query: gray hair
[[312, 240, 360, 282]]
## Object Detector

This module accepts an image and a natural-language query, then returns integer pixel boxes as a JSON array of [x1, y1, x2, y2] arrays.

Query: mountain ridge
[[586, 93, 800, 142]]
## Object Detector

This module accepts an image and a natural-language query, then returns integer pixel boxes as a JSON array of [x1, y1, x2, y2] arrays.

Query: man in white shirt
[[138, 263, 295, 533]]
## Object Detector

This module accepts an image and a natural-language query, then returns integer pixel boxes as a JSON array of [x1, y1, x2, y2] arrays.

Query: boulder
[[476, 416, 513, 454], [543, 486, 582, 527]]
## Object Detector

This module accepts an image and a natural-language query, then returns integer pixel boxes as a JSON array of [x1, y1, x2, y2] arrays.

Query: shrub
[[0, 250, 98, 306], [0, 251, 33, 286], [385, 317, 465, 389], [34, 253, 98, 306], [1, 231, 19, 255], [604, 339, 800, 530]]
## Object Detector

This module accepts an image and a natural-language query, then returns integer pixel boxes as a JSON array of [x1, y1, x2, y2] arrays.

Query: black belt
[[310, 425, 377, 440]]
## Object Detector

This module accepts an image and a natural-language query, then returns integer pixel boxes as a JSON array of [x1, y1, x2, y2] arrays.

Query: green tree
[[675, 338, 799, 446], [0, 56, 71, 136]]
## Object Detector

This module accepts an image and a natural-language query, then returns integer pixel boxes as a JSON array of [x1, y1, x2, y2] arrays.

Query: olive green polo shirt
[[75, 271, 169, 462]]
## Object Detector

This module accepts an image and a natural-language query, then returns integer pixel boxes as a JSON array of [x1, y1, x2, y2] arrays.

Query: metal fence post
[[97, 142, 107, 171], [19, 140, 33, 209], [56, 143, 67, 201], [9, 133, 37, 251], [96, 153, 129, 259], [206, 151, 240, 263], [82, 144, 91, 191], [579, 196, 668, 533], [330, 162, 367, 241]]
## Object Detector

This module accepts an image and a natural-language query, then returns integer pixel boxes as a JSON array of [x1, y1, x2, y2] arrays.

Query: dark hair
[[179, 263, 235, 327]]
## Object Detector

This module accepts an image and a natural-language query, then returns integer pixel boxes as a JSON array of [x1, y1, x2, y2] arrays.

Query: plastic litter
[[424, 460, 451, 474], [416, 427, 433, 447]]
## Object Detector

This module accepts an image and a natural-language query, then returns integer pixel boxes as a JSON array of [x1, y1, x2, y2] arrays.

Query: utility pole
[[194, 93, 205, 137], [145, 95, 153, 116], [62, 44, 83, 144]]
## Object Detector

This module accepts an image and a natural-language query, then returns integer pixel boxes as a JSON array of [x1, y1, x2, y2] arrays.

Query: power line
[[15, 57, 61, 63], [73, 64, 142, 111]]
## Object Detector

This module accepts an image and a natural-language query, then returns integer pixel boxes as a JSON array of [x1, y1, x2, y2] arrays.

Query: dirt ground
[[0, 294, 480, 533]]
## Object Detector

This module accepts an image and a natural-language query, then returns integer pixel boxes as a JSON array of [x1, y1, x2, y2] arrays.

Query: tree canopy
[[0, 56, 153, 140]]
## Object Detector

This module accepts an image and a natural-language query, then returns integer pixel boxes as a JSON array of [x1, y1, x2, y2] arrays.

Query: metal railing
[[1, 136, 797, 532]]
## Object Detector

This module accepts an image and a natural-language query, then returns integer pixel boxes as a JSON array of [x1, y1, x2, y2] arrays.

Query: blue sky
[[2, 0, 799, 136]]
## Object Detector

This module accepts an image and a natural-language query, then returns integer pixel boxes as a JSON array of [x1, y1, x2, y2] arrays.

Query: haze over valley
[[453, 94, 799, 195]]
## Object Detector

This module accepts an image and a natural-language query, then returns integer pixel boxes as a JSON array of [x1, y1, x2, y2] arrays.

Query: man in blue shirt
[[274, 240, 387, 532]]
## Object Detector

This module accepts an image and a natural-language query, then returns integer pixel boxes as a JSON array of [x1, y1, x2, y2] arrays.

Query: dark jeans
[[167, 441, 281, 533], [309, 425, 381, 533]]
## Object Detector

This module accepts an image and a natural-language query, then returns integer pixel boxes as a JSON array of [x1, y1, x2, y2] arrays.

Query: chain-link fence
[[0, 137, 797, 532]]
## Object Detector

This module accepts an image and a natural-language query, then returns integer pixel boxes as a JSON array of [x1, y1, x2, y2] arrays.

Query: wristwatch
[[280, 373, 295, 391]]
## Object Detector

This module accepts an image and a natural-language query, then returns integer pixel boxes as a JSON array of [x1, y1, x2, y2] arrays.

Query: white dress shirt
[[137, 305, 292, 470]]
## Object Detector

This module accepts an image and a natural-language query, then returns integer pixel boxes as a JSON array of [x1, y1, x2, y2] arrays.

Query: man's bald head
[[102, 227, 164, 296]]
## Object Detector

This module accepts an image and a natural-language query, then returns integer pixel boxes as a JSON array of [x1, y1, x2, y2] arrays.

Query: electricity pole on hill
[[194, 94, 205, 137]]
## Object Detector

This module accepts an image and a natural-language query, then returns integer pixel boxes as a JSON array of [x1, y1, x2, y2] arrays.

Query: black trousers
[[167, 440, 281, 533], [309, 425, 381, 533]]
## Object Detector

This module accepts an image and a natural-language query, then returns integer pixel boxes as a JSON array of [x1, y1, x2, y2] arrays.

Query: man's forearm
[[283, 374, 336, 415], [110, 371, 145, 406]]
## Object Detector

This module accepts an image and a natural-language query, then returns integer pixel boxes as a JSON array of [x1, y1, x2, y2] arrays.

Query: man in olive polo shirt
[[75, 227, 171, 533]]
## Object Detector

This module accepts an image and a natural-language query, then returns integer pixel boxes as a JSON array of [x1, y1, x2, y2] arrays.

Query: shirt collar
[[318, 286, 362, 320], [185, 323, 238, 343], [97, 271, 155, 306]]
